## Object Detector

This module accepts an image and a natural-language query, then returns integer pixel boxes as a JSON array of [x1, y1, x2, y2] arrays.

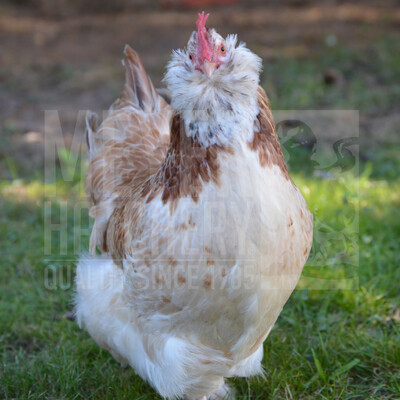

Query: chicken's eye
[[219, 44, 226, 55], [189, 54, 193, 61]]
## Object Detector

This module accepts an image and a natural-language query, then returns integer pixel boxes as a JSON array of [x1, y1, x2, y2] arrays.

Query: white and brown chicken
[[75, 12, 313, 400]]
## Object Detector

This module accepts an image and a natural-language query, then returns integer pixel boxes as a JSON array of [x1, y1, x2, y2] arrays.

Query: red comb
[[196, 11, 209, 32], [196, 11, 213, 63]]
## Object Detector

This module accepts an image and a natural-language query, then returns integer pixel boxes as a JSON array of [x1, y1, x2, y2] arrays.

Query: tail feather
[[83, 45, 172, 254], [115, 45, 160, 112], [85, 45, 167, 157], [85, 111, 98, 152]]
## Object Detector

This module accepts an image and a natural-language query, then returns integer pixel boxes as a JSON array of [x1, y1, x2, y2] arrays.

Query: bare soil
[[0, 1, 399, 176]]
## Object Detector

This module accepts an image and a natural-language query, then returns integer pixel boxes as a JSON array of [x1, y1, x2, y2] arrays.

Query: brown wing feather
[[85, 46, 173, 254], [100, 112, 233, 265]]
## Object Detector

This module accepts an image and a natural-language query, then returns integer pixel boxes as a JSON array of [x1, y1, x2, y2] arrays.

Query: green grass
[[1, 37, 400, 399], [262, 36, 400, 115], [1, 165, 399, 399]]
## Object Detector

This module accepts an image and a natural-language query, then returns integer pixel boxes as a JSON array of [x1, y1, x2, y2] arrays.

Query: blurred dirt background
[[1, 0, 399, 179]]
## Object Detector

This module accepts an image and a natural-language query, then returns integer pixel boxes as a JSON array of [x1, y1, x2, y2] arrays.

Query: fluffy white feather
[[75, 13, 313, 400]]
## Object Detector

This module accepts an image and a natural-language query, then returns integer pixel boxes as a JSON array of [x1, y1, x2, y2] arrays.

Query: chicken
[[75, 12, 313, 400]]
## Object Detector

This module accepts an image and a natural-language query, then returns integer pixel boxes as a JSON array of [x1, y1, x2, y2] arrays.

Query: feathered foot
[[208, 383, 235, 400]]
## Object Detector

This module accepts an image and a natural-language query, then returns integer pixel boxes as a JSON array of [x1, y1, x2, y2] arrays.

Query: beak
[[201, 60, 217, 76]]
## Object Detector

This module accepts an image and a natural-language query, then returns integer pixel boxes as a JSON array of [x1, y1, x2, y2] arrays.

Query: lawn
[[1, 31, 400, 400]]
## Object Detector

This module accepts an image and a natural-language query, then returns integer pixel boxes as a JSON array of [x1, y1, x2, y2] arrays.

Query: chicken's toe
[[208, 383, 235, 400]]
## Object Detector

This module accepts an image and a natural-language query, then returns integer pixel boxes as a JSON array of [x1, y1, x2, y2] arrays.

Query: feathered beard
[[164, 34, 263, 147]]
